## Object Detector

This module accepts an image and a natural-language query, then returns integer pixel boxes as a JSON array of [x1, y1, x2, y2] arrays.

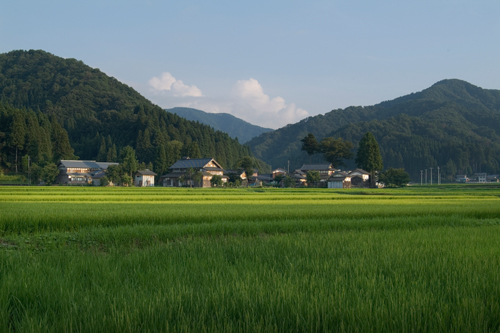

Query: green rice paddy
[[1, 185, 500, 331]]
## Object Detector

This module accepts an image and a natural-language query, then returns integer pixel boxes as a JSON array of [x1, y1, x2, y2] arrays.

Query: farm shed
[[135, 169, 157, 187], [327, 172, 351, 189]]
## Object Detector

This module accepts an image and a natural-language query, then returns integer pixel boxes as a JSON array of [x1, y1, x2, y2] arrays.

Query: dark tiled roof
[[136, 169, 157, 176], [169, 158, 216, 169]]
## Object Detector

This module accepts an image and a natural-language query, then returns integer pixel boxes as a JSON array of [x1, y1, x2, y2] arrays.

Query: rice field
[[1, 185, 500, 331]]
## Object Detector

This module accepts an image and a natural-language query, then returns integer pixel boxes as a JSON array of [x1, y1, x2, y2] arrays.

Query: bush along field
[[1, 185, 500, 332]]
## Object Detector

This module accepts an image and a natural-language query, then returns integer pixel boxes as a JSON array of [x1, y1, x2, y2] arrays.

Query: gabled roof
[[349, 168, 369, 175], [169, 158, 223, 170], [58, 160, 119, 169], [136, 169, 157, 176], [300, 163, 333, 171]]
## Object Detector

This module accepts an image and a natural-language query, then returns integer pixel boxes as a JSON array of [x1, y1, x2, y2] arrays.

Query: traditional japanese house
[[56, 160, 119, 185], [300, 163, 335, 181], [161, 157, 226, 187]]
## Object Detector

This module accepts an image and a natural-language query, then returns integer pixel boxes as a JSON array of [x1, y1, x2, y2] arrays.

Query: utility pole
[[430, 167, 433, 185], [420, 170, 423, 185], [28, 155, 31, 186], [437, 166, 440, 185], [425, 169, 427, 185], [287, 160, 290, 174]]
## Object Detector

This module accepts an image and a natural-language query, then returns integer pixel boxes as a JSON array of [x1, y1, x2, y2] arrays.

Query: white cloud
[[232, 78, 309, 128], [143, 76, 308, 129], [148, 72, 202, 97]]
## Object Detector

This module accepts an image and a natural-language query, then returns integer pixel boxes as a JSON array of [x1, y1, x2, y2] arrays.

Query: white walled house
[[134, 169, 157, 187], [474, 173, 487, 183]]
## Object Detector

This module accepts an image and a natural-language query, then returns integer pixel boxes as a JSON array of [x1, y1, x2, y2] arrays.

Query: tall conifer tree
[[355, 132, 383, 187]]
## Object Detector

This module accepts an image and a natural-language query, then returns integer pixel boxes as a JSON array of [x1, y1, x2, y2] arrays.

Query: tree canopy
[[301, 133, 319, 162], [319, 137, 354, 168], [379, 168, 411, 187], [239, 156, 255, 181]]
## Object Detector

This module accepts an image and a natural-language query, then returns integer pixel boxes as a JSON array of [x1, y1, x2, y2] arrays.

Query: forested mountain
[[0, 50, 255, 176], [168, 107, 273, 144], [247, 79, 500, 180]]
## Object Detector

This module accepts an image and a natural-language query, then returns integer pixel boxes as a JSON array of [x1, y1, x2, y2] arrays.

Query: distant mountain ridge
[[167, 107, 273, 143], [247, 79, 500, 180]]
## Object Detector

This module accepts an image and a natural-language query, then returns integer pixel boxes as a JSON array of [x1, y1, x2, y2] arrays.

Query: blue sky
[[1, 0, 499, 128]]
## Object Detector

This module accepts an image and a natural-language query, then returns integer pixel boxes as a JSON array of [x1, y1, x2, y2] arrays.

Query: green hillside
[[0, 50, 255, 175], [247, 80, 500, 180], [168, 107, 272, 144]]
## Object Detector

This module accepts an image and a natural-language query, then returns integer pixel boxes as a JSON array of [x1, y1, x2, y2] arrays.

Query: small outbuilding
[[135, 169, 157, 187], [327, 172, 351, 189]]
